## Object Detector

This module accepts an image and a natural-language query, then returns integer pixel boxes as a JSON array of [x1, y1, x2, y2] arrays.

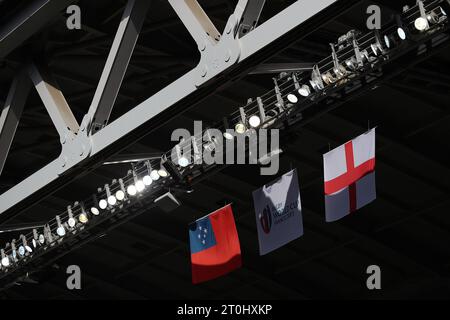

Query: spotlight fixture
[[177, 154, 190, 168], [91, 207, 100, 216], [249, 115, 261, 128], [32, 239, 37, 248], [78, 213, 88, 224], [25, 245, 33, 254], [414, 16, 429, 31], [67, 206, 76, 228], [18, 246, 25, 257], [56, 216, 66, 237], [107, 195, 117, 206], [38, 234, 45, 244], [298, 85, 311, 97], [234, 122, 247, 134], [150, 170, 160, 181], [56, 226, 66, 237], [115, 190, 125, 201], [397, 27, 407, 40], [1, 256, 9, 268], [143, 175, 153, 186], [223, 131, 234, 140], [157, 169, 168, 178], [135, 180, 145, 192], [99, 199, 108, 210], [127, 185, 137, 196], [383, 34, 391, 48], [68, 217, 76, 228], [287, 93, 298, 104]]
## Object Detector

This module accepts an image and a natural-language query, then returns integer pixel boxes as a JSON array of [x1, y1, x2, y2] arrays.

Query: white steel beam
[[168, 0, 222, 47], [87, 0, 151, 134], [0, 0, 342, 222], [28, 64, 79, 138], [0, 70, 31, 176]]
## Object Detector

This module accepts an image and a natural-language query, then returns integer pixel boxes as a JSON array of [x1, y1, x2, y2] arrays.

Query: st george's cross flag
[[323, 128, 376, 222], [189, 204, 242, 284], [252, 169, 303, 255]]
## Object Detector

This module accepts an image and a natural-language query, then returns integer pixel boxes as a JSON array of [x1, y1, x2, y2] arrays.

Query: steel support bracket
[[194, 14, 242, 86]]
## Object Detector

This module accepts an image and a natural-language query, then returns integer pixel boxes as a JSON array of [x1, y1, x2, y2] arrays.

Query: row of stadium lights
[[1, 0, 447, 271]]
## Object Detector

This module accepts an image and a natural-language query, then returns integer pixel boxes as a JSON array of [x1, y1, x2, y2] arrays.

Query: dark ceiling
[[1, 0, 450, 299]]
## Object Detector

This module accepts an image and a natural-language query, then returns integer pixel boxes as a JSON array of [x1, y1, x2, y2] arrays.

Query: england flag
[[323, 129, 376, 222]]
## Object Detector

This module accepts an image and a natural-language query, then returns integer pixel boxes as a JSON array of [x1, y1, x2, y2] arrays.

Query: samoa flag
[[189, 204, 241, 284]]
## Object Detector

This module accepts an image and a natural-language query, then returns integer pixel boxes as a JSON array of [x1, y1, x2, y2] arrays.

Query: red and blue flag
[[189, 204, 241, 284]]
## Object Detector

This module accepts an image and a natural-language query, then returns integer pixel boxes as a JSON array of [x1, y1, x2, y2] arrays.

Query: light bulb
[[150, 170, 160, 181], [107, 195, 117, 206], [248, 115, 261, 128], [90, 207, 100, 216], [143, 175, 153, 186], [115, 190, 125, 201], [135, 180, 145, 192], [235, 123, 246, 134], [414, 17, 429, 31], [287, 93, 298, 104], [127, 185, 137, 196], [99, 199, 108, 209]]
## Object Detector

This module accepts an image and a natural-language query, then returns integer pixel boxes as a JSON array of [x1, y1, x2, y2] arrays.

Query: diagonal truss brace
[[87, 0, 151, 134], [0, 0, 342, 223], [0, 70, 31, 176]]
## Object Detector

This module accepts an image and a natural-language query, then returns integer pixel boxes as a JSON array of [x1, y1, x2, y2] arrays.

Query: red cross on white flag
[[323, 129, 376, 222]]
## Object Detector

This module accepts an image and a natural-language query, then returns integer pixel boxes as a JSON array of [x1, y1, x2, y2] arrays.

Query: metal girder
[[28, 64, 79, 138], [0, 0, 348, 223], [87, 0, 151, 134], [168, 0, 222, 47], [237, 0, 266, 38], [0, 70, 31, 176], [0, 0, 77, 60]]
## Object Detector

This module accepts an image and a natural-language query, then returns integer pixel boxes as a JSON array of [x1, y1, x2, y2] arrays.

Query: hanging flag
[[252, 169, 303, 255], [189, 204, 241, 284], [323, 128, 376, 222]]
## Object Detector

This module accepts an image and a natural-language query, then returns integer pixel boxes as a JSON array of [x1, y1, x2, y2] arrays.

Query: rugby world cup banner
[[252, 169, 303, 255]]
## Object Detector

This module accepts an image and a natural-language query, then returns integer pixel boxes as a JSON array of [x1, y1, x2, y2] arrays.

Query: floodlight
[[56, 226, 66, 237], [298, 85, 311, 97], [248, 115, 261, 128], [68, 217, 76, 228], [99, 199, 108, 209], [397, 27, 407, 40], [25, 246, 33, 253], [158, 169, 168, 178], [18, 246, 25, 256], [135, 180, 145, 192], [90, 207, 100, 215], [143, 175, 153, 186], [107, 195, 117, 206], [287, 93, 298, 104], [127, 185, 137, 196], [38, 234, 45, 244], [1, 257, 9, 267], [414, 17, 429, 31], [223, 131, 234, 140], [234, 123, 246, 134], [115, 190, 125, 201], [150, 170, 160, 181], [79, 214, 88, 224]]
